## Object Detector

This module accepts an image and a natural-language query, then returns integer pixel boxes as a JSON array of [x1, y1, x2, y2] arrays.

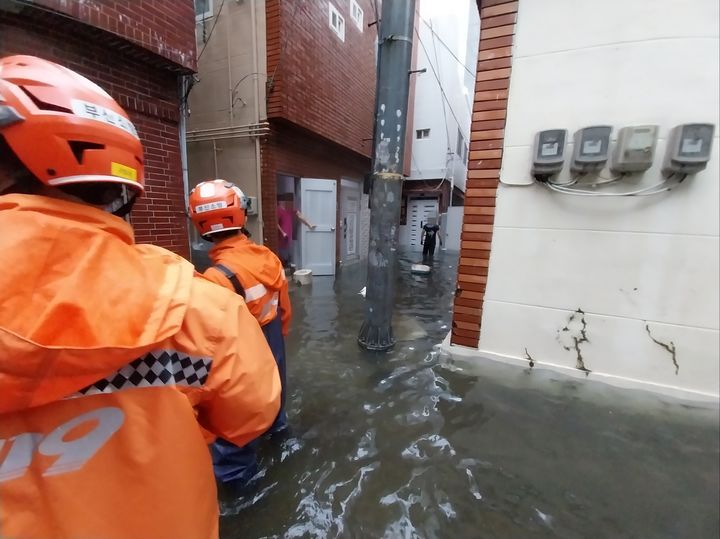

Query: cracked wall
[[465, 0, 719, 398], [556, 309, 591, 375]]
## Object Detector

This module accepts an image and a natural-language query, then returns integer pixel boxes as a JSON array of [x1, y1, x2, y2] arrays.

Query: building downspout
[[212, 138, 219, 177], [226, 5, 234, 125], [250, 0, 264, 242], [178, 74, 191, 247], [450, 152, 455, 208]]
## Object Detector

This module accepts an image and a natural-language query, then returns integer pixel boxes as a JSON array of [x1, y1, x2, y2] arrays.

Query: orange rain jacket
[[203, 234, 292, 335], [0, 194, 281, 539]]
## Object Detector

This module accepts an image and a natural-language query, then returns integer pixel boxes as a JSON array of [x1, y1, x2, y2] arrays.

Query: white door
[[340, 179, 361, 264], [408, 198, 439, 251], [300, 178, 337, 276]]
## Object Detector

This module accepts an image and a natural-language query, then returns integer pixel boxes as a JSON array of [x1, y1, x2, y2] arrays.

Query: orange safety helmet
[[188, 179, 249, 237], [0, 55, 144, 192]]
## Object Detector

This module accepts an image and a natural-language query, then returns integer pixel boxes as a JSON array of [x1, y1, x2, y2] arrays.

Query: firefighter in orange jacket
[[188, 179, 291, 488], [0, 56, 281, 539]]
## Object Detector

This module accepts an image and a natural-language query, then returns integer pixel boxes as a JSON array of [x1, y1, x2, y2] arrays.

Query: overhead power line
[[415, 29, 465, 139], [419, 17, 475, 77], [197, 0, 227, 62], [268, 0, 304, 91]]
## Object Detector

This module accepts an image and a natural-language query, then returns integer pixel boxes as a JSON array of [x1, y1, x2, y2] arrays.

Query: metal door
[[300, 178, 337, 276], [340, 179, 361, 264], [407, 198, 439, 251]]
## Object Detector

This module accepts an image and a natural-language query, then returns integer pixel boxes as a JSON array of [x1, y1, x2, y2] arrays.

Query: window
[[329, 3, 345, 41], [416, 128, 431, 139], [350, 0, 364, 31], [195, 0, 213, 21]]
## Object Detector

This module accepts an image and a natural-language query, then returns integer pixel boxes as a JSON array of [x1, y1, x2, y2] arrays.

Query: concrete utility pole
[[358, 0, 416, 351]]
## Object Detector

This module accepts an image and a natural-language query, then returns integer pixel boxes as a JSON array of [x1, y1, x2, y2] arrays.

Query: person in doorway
[[277, 194, 316, 267], [421, 217, 442, 259], [189, 179, 292, 490], [0, 56, 280, 539]]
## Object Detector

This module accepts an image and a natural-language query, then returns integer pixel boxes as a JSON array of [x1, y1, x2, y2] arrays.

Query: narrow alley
[[1, 1, 718, 538], [220, 253, 719, 539]]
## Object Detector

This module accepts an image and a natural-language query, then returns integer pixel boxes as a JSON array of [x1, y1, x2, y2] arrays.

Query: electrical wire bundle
[[536, 172, 688, 197]]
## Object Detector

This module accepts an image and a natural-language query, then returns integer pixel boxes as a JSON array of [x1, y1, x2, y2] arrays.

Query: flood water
[[220, 251, 720, 539]]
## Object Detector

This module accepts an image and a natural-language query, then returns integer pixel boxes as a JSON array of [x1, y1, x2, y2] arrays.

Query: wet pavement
[[219, 251, 720, 539]]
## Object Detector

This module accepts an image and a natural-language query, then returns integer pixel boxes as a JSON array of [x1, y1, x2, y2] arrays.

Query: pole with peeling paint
[[358, 0, 416, 351]]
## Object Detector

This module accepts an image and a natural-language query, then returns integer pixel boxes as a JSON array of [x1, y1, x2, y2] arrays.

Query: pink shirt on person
[[277, 205, 293, 249]]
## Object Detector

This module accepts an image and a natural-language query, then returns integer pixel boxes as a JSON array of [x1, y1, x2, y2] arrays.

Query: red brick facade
[[0, 2, 195, 257], [451, 0, 517, 348], [262, 0, 376, 258], [26, 0, 196, 71], [265, 0, 376, 158]]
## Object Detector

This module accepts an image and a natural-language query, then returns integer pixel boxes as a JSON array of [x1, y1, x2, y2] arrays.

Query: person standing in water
[[0, 55, 280, 539], [188, 179, 291, 491], [421, 216, 442, 259]]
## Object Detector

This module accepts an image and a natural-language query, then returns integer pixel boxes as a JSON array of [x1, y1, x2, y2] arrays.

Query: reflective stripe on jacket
[[203, 234, 292, 336], [0, 194, 281, 539]]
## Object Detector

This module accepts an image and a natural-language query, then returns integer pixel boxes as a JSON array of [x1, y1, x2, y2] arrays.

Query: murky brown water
[[218, 251, 719, 539]]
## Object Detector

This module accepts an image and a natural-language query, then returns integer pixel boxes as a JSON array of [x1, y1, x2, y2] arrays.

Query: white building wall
[[409, 0, 479, 191], [477, 0, 720, 398]]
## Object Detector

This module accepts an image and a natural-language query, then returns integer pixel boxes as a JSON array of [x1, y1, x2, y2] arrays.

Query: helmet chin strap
[[105, 185, 137, 218]]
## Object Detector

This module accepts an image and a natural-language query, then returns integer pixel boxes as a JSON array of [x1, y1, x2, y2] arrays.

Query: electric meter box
[[571, 126, 612, 173], [532, 129, 567, 176], [245, 196, 258, 215], [663, 123, 715, 175], [611, 125, 659, 173]]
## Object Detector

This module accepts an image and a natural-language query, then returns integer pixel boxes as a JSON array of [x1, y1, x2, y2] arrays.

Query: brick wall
[[0, 5, 193, 257], [27, 0, 196, 70], [266, 0, 376, 158], [451, 0, 517, 348], [261, 121, 369, 255]]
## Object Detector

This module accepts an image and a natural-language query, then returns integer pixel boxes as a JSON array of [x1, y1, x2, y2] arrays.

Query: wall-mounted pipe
[[187, 121, 268, 135], [212, 139, 219, 177], [250, 0, 265, 242], [187, 130, 270, 144]]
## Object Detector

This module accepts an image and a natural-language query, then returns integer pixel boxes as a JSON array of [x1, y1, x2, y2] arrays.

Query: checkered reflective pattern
[[76, 350, 212, 396]]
